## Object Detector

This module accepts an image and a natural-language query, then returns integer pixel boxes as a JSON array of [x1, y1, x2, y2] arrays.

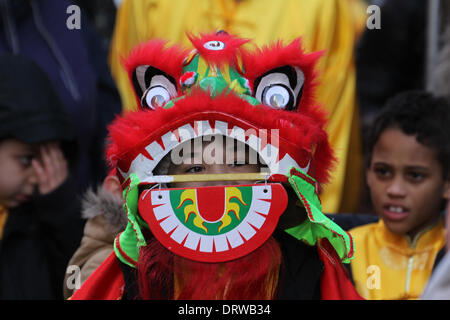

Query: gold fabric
[[350, 219, 446, 300], [0, 206, 8, 240]]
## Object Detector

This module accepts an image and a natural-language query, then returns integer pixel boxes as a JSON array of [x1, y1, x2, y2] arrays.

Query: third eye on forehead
[[169, 135, 262, 166]]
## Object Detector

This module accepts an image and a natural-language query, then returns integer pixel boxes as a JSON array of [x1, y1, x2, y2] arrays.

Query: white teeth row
[[119, 120, 310, 181], [147, 185, 272, 254], [389, 206, 404, 213]]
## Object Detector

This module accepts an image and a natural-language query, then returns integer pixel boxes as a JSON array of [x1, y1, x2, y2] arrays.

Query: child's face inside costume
[[137, 138, 281, 299], [367, 127, 450, 238], [0, 139, 38, 208], [167, 136, 265, 188]]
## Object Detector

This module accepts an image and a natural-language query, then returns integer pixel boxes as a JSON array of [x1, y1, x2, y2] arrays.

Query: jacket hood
[[0, 54, 75, 144], [81, 186, 127, 235]]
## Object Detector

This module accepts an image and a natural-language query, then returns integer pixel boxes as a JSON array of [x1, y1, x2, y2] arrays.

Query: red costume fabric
[[71, 239, 362, 300]]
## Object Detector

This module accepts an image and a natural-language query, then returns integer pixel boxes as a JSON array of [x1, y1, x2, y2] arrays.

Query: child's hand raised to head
[[31, 143, 68, 195]]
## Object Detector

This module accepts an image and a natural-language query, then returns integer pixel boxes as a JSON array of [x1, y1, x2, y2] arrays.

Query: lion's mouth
[[138, 183, 287, 262], [118, 116, 311, 183]]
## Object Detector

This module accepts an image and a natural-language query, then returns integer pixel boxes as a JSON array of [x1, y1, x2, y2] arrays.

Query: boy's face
[[167, 136, 264, 188], [0, 139, 38, 208], [366, 128, 450, 237]]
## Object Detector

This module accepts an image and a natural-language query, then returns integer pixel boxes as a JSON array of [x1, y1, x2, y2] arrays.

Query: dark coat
[[0, 178, 83, 299], [356, 0, 426, 125], [0, 53, 85, 299]]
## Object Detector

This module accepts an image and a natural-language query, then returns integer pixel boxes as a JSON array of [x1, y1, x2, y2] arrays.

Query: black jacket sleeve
[[0, 176, 84, 299], [33, 176, 85, 297]]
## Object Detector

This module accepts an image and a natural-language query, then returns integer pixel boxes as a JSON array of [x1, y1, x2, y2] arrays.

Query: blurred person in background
[[355, 0, 428, 213], [420, 4, 450, 299], [349, 91, 450, 300], [421, 201, 450, 300], [0, 54, 84, 299], [0, 0, 122, 194], [356, 0, 427, 127]]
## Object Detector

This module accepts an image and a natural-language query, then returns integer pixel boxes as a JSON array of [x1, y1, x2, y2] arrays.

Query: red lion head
[[107, 32, 335, 187], [99, 32, 354, 300]]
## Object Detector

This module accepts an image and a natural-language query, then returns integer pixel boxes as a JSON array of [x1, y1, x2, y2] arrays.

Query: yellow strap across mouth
[[143, 172, 270, 184]]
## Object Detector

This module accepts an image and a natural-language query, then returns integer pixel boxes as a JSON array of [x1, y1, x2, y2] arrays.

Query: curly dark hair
[[365, 90, 450, 179]]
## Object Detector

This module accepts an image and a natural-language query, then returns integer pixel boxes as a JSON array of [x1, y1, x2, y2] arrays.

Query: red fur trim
[[137, 236, 281, 300], [241, 37, 323, 115], [187, 31, 249, 69], [111, 34, 336, 184], [106, 89, 335, 184], [122, 40, 190, 109]]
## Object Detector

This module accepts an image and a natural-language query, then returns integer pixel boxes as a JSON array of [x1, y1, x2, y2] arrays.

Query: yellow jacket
[[350, 219, 446, 300], [108, 0, 367, 213], [0, 206, 8, 240]]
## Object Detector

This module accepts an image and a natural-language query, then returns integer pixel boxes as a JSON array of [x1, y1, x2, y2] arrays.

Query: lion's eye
[[203, 40, 226, 51], [253, 66, 305, 111], [142, 86, 171, 109], [132, 65, 177, 109], [262, 85, 292, 110]]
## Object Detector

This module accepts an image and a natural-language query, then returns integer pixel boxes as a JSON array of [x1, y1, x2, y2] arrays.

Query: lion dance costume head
[[101, 32, 354, 299]]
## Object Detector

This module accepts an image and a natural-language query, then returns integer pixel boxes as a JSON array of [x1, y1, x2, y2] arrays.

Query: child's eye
[[185, 166, 204, 174], [374, 167, 391, 179], [17, 155, 34, 168], [406, 171, 426, 182]]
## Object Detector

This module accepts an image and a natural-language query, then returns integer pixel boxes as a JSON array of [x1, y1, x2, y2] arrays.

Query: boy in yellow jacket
[[350, 91, 450, 300]]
